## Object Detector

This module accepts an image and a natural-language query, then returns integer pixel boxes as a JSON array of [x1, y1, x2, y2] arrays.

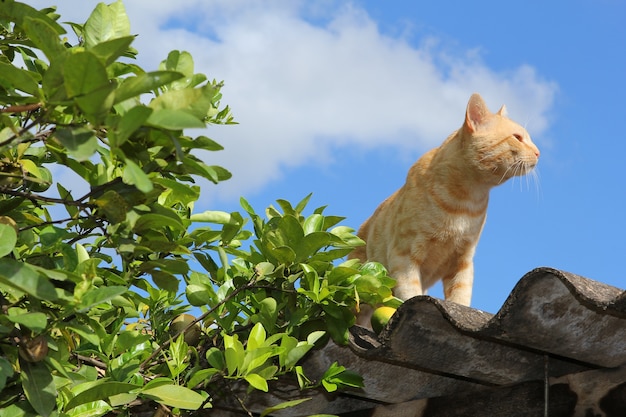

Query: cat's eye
[[513, 134, 523, 142]]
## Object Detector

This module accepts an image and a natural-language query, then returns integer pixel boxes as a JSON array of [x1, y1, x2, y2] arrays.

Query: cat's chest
[[437, 214, 485, 240]]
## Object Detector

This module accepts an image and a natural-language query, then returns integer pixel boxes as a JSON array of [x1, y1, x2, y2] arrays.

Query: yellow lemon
[[371, 306, 397, 334]]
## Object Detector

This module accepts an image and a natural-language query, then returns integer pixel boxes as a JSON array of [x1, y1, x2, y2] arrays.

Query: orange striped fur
[[351, 93, 539, 315]]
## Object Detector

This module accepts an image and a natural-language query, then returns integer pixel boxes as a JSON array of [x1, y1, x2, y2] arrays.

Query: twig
[[0, 186, 91, 207], [19, 215, 93, 231], [225, 382, 253, 417], [1, 103, 42, 113], [75, 353, 107, 370]]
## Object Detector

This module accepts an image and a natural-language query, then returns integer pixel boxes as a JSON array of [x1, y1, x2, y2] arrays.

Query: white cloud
[[39, 1, 558, 202]]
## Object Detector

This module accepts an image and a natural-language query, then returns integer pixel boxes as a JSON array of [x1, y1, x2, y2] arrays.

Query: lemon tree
[[0, 2, 398, 416]]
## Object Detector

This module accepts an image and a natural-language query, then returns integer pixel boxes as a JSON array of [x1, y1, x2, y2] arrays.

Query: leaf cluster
[[0, 2, 398, 416]]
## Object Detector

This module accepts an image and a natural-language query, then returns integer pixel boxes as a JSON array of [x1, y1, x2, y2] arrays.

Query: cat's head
[[461, 93, 540, 185]]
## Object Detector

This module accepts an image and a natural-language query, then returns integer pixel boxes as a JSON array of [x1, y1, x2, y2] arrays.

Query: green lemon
[[371, 306, 397, 334], [169, 314, 201, 346], [0, 216, 18, 234]]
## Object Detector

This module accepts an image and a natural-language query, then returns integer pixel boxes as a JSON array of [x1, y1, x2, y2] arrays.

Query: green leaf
[[122, 159, 152, 193], [252, 297, 277, 330], [65, 400, 112, 417], [149, 84, 218, 119], [321, 362, 363, 392], [284, 343, 314, 369], [160, 50, 195, 88], [21, 361, 56, 417], [78, 286, 127, 311], [206, 348, 226, 371], [294, 193, 313, 214], [75, 83, 116, 121], [189, 210, 231, 223], [260, 398, 312, 417], [93, 190, 128, 224], [6, 312, 47, 333], [303, 213, 325, 234], [0, 357, 13, 392], [0, 61, 41, 96], [140, 384, 205, 410], [247, 322, 266, 351], [65, 323, 100, 346], [90, 35, 135, 66], [0, 223, 17, 258], [60, 50, 115, 120], [0, 1, 65, 35], [83, 0, 131, 49], [65, 382, 140, 410], [154, 178, 200, 207], [181, 157, 232, 183], [114, 71, 185, 104], [146, 109, 205, 130], [187, 368, 220, 389], [0, 259, 57, 300], [181, 135, 224, 151], [113, 105, 152, 147], [133, 213, 184, 234], [22, 16, 67, 61], [223, 334, 245, 376], [63, 51, 109, 98], [244, 373, 268, 392], [268, 215, 304, 248], [297, 232, 331, 260], [54, 127, 98, 162], [151, 270, 179, 293], [268, 246, 296, 264]]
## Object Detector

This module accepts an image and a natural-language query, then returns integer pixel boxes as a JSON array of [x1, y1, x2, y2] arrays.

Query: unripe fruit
[[169, 314, 201, 346], [371, 306, 397, 334], [0, 216, 18, 234]]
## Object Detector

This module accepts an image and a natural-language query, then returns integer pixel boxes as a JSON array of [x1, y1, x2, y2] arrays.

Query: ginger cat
[[350, 93, 539, 312]]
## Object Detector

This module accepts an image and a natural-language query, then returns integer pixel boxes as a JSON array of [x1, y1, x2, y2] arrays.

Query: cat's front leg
[[442, 262, 474, 306], [390, 262, 424, 301]]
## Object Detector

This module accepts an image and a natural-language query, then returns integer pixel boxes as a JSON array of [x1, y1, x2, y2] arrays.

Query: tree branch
[[0, 103, 42, 113], [0, 186, 92, 207], [74, 354, 107, 370]]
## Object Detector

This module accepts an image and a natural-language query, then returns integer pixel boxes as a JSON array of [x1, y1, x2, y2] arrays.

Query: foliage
[[0, 1, 400, 416]]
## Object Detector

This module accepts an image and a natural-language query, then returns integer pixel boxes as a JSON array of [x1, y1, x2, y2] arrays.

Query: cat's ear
[[497, 105, 508, 117], [464, 93, 491, 133]]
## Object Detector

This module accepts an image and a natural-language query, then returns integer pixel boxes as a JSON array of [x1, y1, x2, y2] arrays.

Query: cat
[[350, 93, 539, 318]]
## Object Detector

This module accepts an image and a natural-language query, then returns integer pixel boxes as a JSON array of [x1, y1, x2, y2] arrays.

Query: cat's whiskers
[[507, 158, 541, 194], [529, 167, 542, 197]]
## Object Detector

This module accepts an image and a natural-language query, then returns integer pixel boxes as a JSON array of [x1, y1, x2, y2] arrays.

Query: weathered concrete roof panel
[[481, 268, 626, 367]]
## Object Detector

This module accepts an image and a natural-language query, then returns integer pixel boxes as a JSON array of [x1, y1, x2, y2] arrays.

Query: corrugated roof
[[212, 267, 626, 416]]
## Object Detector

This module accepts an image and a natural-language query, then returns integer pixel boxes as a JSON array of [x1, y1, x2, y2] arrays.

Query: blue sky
[[45, 0, 626, 313]]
